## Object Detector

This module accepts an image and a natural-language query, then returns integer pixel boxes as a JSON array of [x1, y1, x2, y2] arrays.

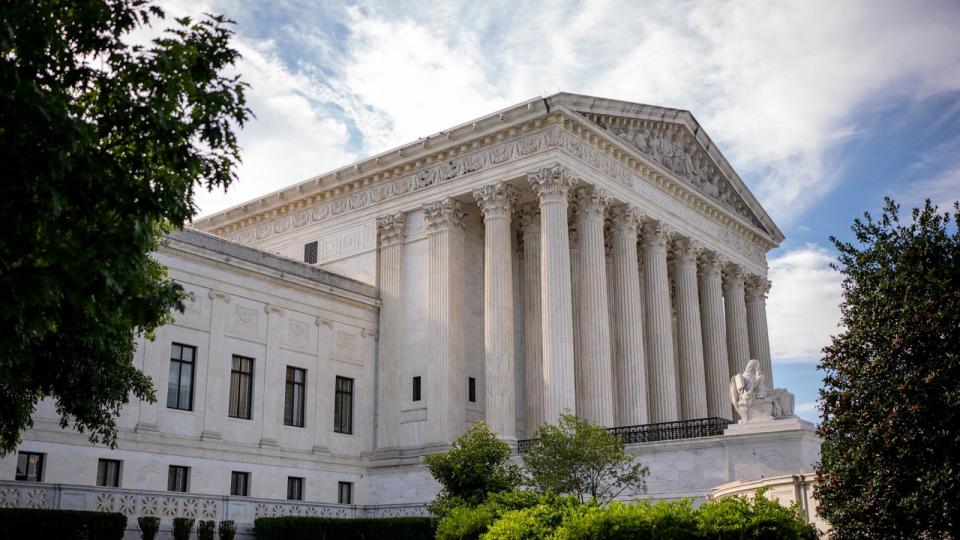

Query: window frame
[[15, 452, 44, 482], [166, 343, 196, 411], [96, 459, 122, 488], [284, 366, 307, 428], [167, 465, 190, 493], [230, 471, 250, 497], [334, 376, 354, 435], [228, 355, 255, 420], [304, 241, 319, 264], [287, 476, 304, 501], [412, 375, 421, 402], [338, 481, 353, 505]]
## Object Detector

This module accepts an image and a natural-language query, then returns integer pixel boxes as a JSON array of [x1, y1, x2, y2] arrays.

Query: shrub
[[172, 517, 195, 540], [436, 490, 543, 540], [483, 496, 580, 540], [0, 508, 127, 539], [198, 519, 216, 540], [253, 516, 435, 540], [698, 492, 818, 539], [138, 516, 161, 540], [218, 520, 237, 540], [555, 500, 701, 539]]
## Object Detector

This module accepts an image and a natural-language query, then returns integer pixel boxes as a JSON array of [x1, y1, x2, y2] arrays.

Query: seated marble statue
[[729, 359, 795, 423]]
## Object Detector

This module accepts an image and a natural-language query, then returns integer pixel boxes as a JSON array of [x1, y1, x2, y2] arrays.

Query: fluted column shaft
[[642, 220, 679, 423], [573, 186, 614, 426], [519, 204, 544, 435], [745, 276, 773, 387], [425, 199, 467, 444], [723, 264, 751, 378], [529, 166, 577, 423], [569, 223, 582, 414], [610, 206, 648, 425], [376, 213, 406, 448], [670, 239, 708, 419], [698, 252, 731, 419]]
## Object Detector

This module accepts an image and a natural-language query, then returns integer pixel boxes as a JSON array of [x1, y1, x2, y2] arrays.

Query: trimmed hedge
[[0, 508, 127, 539], [254, 516, 435, 540]]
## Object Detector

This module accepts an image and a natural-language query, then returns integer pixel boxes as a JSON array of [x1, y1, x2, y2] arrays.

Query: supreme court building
[[1, 94, 820, 528]]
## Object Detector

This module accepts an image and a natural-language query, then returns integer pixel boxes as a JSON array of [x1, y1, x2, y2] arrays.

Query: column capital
[[722, 262, 746, 291], [424, 198, 467, 233], [745, 274, 772, 301], [609, 204, 641, 236], [516, 201, 541, 233], [697, 250, 726, 279], [669, 237, 702, 267], [377, 212, 406, 246], [528, 165, 577, 204], [571, 185, 610, 221], [641, 220, 672, 251], [473, 182, 519, 219]]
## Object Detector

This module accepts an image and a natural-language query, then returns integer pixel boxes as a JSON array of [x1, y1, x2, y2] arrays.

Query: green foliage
[[522, 413, 649, 502], [0, 0, 250, 453], [435, 490, 543, 540], [483, 496, 581, 540], [555, 500, 700, 539], [172, 517, 194, 540], [697, 491, 817, 539], [0, 508, 127, 539], [816, 198, 960, 538], [424, 422, 523, 514], [253, 516, 435, 540], [218, 520, 237, 540], [198, 519, 216, 540], [138, 516, 160, 540]]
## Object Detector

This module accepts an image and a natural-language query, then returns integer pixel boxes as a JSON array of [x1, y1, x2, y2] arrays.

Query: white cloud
[[767, 244, 844, 363], [795, 402, 819, 414]]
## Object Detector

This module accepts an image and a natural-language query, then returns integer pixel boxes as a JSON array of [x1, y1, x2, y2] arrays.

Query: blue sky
[[160, 0, 960, 423]]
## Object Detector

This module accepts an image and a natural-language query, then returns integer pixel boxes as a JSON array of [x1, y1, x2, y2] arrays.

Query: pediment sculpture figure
[[729, 359, 795, 423]]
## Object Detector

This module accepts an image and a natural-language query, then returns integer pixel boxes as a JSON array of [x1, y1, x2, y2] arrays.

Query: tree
[[816, 198, 960, 539], [522, 413, 649, 503], [424, 422, 523, 515], [0, 0, 249, 454]]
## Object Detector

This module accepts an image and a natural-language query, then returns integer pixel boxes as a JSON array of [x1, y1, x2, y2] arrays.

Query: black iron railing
[[516, 416, 733, 454]]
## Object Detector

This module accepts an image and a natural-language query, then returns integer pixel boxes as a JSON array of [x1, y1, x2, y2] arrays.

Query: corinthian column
[[723, 264, 751, 378], [518, 203, 544, 435], [745, 275, 773, 387], [424, 199, 467, 444], [670, 238, 708, 420], [698, 251, 731, 419], [376, 213, 406, 449], [528, 166, 577, 423], [609, 205, 648, 425], [473, 183, 519, 440], [642, 220, 679, 423], [572, 185, 614, 426]]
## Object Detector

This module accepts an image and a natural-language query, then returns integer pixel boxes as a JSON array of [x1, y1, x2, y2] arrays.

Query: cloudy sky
[[161, 0, 960, 423]]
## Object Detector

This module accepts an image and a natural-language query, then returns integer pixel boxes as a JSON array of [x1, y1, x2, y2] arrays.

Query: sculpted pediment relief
[[583, 113, 767, 232]]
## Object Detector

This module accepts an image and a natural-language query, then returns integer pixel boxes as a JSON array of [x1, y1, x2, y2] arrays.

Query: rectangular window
[[304, 241, 318, 264], [15, 452, 43, 482], [166, 343, 196, 411], [287, 477, 304, 501], [412, 376, 421, 402], [334, 376, 354, 435], [230, 471, 249, 496], [229, 355, 254, 419], [97, 459, 122, 487], [284, 367, 306, 427], [338, 481, 353, 504], [167, 466, 189, 492], [468, 377, 477, 403]]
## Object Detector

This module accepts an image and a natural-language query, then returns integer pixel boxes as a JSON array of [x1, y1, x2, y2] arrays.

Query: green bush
[[218, 519, 237, 540], [198, 519, 216, 540], [172, 517, 195, 540], [436, 490, 543, 540], [483, 499, 579, 540], [555, 500, 701, 539], [253, 516, 435, 540], [138, 516, 160, 540], [0, 508, 127, 539], [697, 492, 818, 539]]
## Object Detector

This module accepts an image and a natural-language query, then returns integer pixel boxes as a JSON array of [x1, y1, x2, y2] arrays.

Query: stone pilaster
[[518, 203, 544, 435], [313, 318, 334, 454], [609, 205, 649, 425], [259, 304, 285, 447], [528, 166, 577, 423], [424, 198, 467, 444], [723, 263, 751, 379], [201, 289, 231, 440], [376, 213, 406, 449], [572, 185, 614, 426], [698, 252, 731, 419], [642, 220, 679, 423], [670, 238, 708, 420], [473, 183, 519, 440], [745, 275, 773, 388]]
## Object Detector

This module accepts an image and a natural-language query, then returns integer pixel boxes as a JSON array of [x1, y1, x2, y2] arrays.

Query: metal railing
[[517, 416, 733, 453]]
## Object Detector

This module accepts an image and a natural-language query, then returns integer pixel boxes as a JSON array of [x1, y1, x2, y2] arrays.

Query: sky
[[157, 0, 960, 424]]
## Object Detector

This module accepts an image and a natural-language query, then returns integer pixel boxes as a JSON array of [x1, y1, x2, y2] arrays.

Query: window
[[167, 343, 196, 410], [287, 477, 304, 501], [412, 376, 421, 402], [468, 377, 477, 403], [229, 355, 254, 419], [231, 471, 249, 496], [97, 459, 122, 487], [284, 367, 306, 427], [338, 481, 353, 504], [304, 241, 318, 264], [334, 376, 354, 434], [15, 452, 43, 482], [168, 466, 189, 492]]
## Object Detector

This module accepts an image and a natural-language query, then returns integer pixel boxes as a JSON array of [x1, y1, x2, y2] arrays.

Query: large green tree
[[0, 0, 249, 454], [816, 198, 960, 538]]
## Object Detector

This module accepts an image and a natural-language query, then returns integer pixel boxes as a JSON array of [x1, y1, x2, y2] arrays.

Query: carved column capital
[[377, 212, 406, 246], [264, 304, 285, 316], [473, 182, 519, 219], [697, 250, 726, 279], [528, 165, 577, 205], [609, 204, 641, 237], [670, 237, 702, 268], [722, 263, 746, 291], [745, 274, 772, 301], [516, 201, 541, 233], [641, 220, 672, 252], [424, 198, 467, 233], [571, 185, 610, 221], [208, 289, 231, 303]]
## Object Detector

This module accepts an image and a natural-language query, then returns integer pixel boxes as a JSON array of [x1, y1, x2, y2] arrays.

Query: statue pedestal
[[724, 415, 815, 436]]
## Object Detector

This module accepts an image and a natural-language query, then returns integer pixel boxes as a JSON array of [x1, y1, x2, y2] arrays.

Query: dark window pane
[[334, 377, 354, 434], [229, 356, 254, 419], [413, 376, 421, 402], [16, 452, 43, 482], [231, 471, 249, 496], [167, 343, 196, 411], [468, 377, 476, 403], [284, 367, 306, 427], [338, 481, 353, 504], [97, 459, 121, 487], [168, 466, 189, 492], [304, 241, 318, 264], [287, 477, 304, 501]]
